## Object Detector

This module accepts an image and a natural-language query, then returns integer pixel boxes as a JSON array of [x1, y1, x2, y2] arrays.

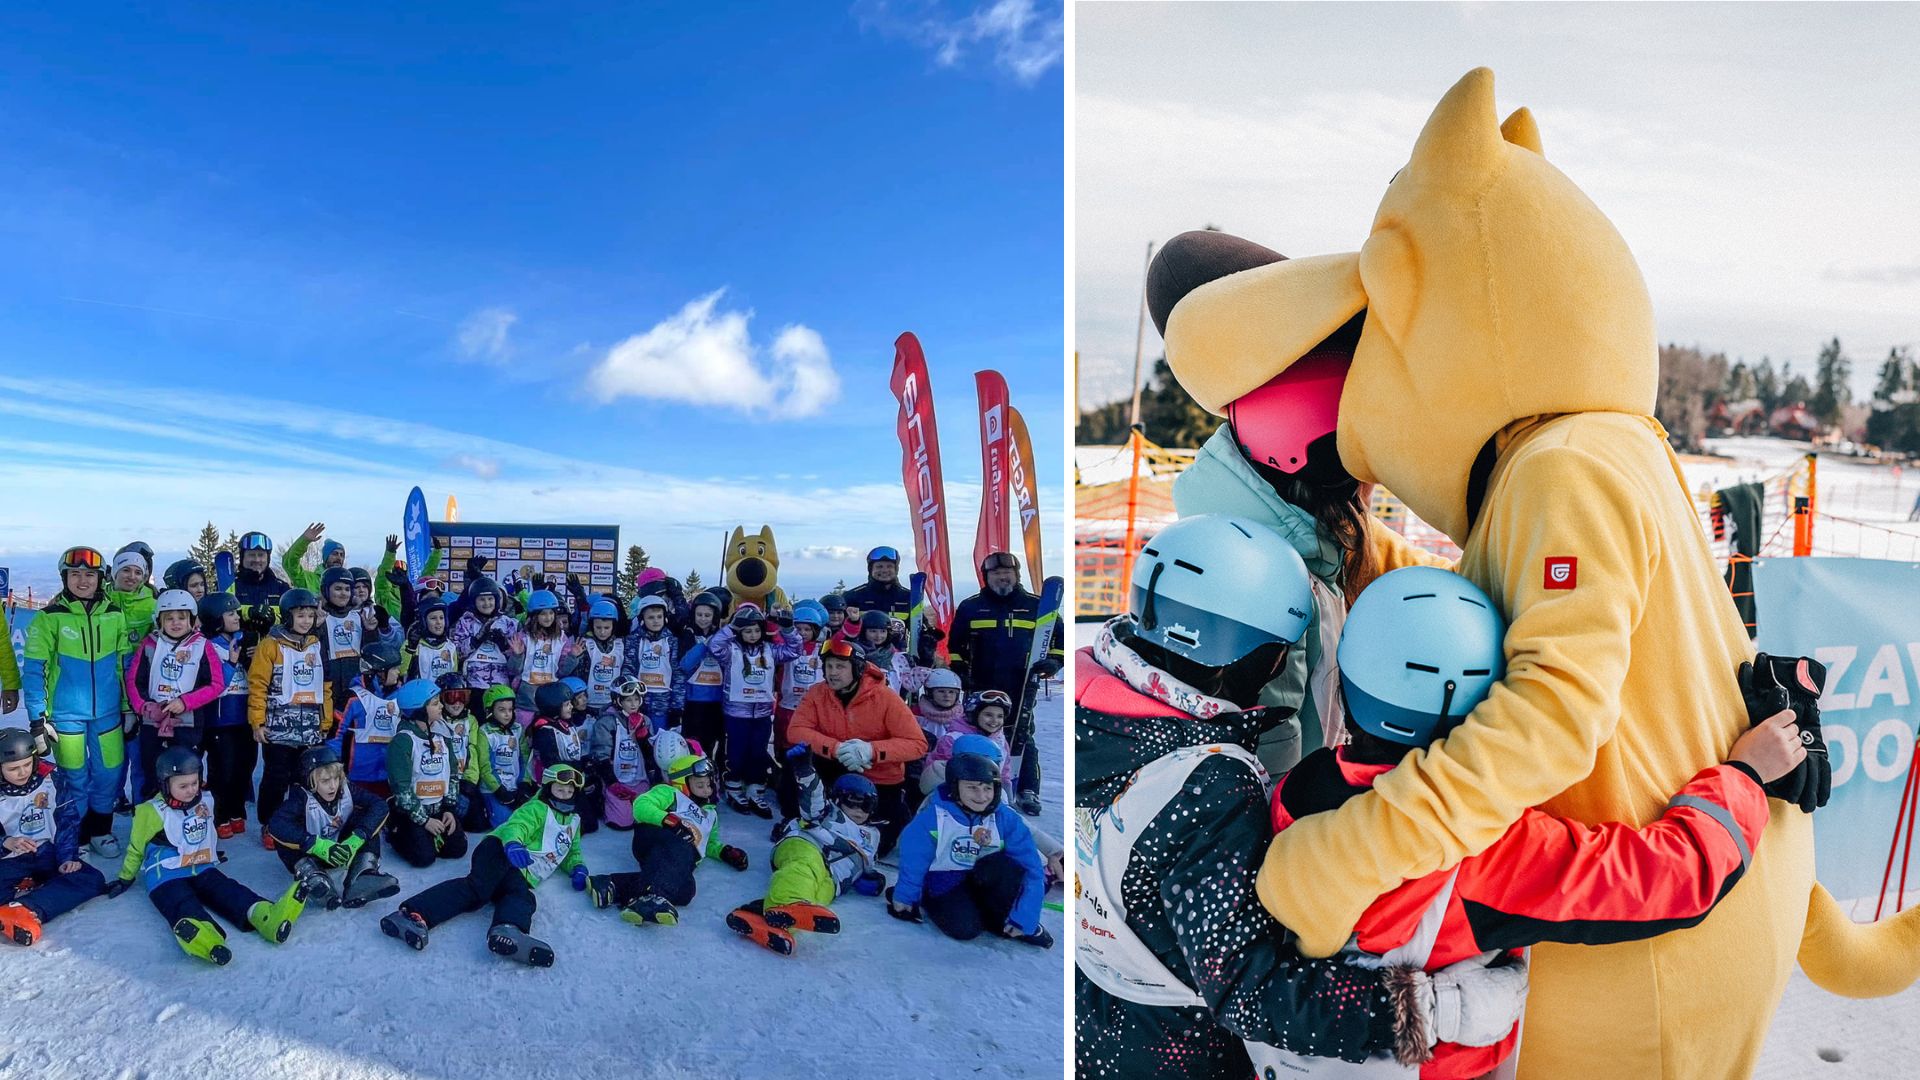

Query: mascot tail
[[1799, 883, 1920, 997]]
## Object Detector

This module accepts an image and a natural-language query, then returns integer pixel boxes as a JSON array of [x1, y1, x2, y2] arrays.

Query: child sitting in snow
[[102, 747, 314, 965], [383, 679, 468, 868], [266, 744, 397, 910], [380, 763, 594, 968], [724, 745, 886, 956], [581, 749, 747, 928], [590, 677, 656, 829], [432, 676, 479, 827], [887, 743, 1051, 949], [470, 685, 526, 830], [0, 729, 107, 947]]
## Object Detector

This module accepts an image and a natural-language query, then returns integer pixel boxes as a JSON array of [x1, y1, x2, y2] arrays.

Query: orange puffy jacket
[[786, 666, 927, 786]]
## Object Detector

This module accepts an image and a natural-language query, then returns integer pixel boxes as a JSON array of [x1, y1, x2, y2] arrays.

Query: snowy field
[[0, 690, 1066, 1080]]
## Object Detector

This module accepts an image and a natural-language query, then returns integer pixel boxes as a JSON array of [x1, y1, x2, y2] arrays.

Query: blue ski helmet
[[1338, 567, 1506, 748], [394, 678, 441, 718], [629, 595, 666, 619], [791, 600, 827, 628], [1127, 515, 1312, 670], [950, 733, 1003, 765], [525, 590, 561, 613], [561, 676, 588, 697], [589, 598, 620, 621], [163, 559, 207, 591], [829, 773, 879, 816]]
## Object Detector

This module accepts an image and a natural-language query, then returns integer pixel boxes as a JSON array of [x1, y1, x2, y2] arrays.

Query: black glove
[[666, 711, 683, 731], [102, 878, 131, 900], [662, 813, 698, 848], [1737, 652, 1830, 813], [1031, 657, 1062, 680], [385, 535, 399, 554], [922, 626, 944, 644], [375, 607, 392, 633], [486, 628, 512, 651], [532, 572, 547, 591], [467, 555, 489, 576], [774, 611, 794, 629], [885, 885, 922, 923], [719, 845, 749, 871], [784, 743, 815, 777]]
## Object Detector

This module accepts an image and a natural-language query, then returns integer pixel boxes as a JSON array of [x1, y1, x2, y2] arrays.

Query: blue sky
[[0, 2, 1065, 600]]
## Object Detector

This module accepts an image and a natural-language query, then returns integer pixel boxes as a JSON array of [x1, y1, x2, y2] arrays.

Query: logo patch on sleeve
[[1544, 557, 1578, 590]]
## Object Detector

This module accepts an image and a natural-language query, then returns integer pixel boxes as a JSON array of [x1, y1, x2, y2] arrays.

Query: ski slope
[[0, 690, 1067, 1080]]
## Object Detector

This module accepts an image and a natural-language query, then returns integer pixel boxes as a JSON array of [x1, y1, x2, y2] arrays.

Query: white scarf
[[1091, 618, 1242, 721]]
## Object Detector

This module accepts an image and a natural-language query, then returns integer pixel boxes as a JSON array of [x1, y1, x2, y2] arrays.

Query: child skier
[[383, 679, 469, 868], [434, 676, 480, 828], [453, 576, 519, 692], [700, 602, 799, 817], [405, 595, 461, 685], [248, 588, 333, 846], [725, 745, 885, 955], [855, 611, 911, 696], [333, 641, 405, 795], [912, 668, 966, 749], [125, 589, 227, 800], [676, 591, 728, 776], [775, 600, 828, 751], [316, 566, 366, 707], [267, 744, 398, 910], [527, 681, 602, 834], [0, 729, 107, 946], [380, 762, 594, 968], [922, 690, 1013, 795], [199, 592, 256, 839], [620, 595, 682, 734], [591, 676, 655, 828], [887, 742, 1050, 948], [162, 560, 209, 600], [101, 747, 314, 966], [1264, 566, 1799, 1079], [582, 751, 747, 927], [471, 684, 526, 829], [514, 590, 575, 716]]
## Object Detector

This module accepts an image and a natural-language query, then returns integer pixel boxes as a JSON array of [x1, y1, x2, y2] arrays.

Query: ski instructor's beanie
[[111, 551, 145, 580]]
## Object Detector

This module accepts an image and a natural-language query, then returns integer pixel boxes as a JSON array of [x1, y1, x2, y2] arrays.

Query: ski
[[906, 571, 927, 663], [214, 551, 235, 593], [1020, 575, 1064, 696]]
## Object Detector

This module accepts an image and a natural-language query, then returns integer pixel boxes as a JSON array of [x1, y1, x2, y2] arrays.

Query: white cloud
[[444, 454, 502, 480], [586, 290, 841, 419], [858, 0, 1063, 84], [456, 307, 517, 363], [794, 545, 859, 560]]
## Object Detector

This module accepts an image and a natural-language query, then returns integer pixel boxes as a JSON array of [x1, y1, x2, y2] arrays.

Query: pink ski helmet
[[1226, 343, 1351, 475]]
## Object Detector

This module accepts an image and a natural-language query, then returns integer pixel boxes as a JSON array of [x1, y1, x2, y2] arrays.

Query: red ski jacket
[[1271, 747, 1769, 1079]]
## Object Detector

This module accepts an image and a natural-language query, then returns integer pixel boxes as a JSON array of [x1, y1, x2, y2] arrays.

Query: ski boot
[[1007, 925, 1055, 949], [216, 820, 245, 841], [248, 876, 316, 943], [486, 923, 555, 967], [293, 857, 339, 911], [1014, 791, 1043, 818], [262, 830, 278, 851], [764, 900, 840, 935], [0, 903, 42, 946], [723, 781, 754, 815], [172, 918, 232, 965], [725, 902, 794, 956], [381, 909, 430, 950], [88, 834, 121, 860], [619, 892, 678, 927], [584, 874, 619, 910], [340, 848, 400, 910], [746, 784, 774, 820]]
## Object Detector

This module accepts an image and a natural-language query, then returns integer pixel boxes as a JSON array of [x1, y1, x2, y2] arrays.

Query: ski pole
[[1876, 738, 1920, 920]]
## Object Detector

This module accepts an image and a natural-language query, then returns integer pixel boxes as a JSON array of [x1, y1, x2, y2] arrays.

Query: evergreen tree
[[222, 530, 242, 561], [834, 578, 848, 592], [1723, 361, 1756, 402], [1752, 357, 1780, 411], [685, 568, 703, 592], [1812, 337, 1851, 425], [617, 544, 650, 601], [1780, 360, 1814, 409], [188, 522, 223, 572], [1076, 356, 1221, 449], [1873, 346, 1914, 406]]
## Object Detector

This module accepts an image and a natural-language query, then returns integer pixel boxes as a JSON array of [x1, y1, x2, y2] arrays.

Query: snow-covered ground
[[1689, 436, 1920, 562], [0, 690, 1066, 1080]]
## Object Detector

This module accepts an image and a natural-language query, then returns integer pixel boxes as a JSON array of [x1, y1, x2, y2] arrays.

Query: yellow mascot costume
[[1163, 67, 1920, 1079], [722, 525, 789, 613]]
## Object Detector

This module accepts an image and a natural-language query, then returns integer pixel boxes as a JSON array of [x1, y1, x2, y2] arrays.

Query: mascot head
[[1160, 67, 1657, 544], [723, 525, 782, 609]]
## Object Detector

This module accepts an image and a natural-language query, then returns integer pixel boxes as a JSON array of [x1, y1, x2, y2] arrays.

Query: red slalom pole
[[1877, 746, 1920, 920], [1901, 749, 1920, 914]]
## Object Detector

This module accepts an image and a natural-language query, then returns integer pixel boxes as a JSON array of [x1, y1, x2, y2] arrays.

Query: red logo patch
[[1544, 557, 1577, 590]]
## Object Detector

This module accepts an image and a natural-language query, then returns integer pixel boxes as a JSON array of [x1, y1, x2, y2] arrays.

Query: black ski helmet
[[0, 729, 39, 796], [820, 637, 868, 680], [944, 750, 1002, 810], [156, 746, 203, 807], [298, 744, 342, 781], [163, 559, 207, 592], [239, 531, 274, 555], [821, 593, 846, 615], [859, 610, 891, 634], [198, 592, 241, 635], [319, 566, 354, 603], [360, 640, 403, 675], [118, 540, 156, 575], [278, 588, 320, 628], [534, 681, 571, 720]]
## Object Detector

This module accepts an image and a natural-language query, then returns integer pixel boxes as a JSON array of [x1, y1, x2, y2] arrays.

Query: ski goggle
[[439, 687, 470, 709], [669, 757, 715, 782], [972, 689, 1014, 713], [239, 532, 273, 552], [612, 676, 644, 699], [544, 764, 586, 788], [821, 638, 861, 661], [981, 551, 1020, 573], [834, 788, 880, 816], [59, 547, 106, 573], [866, 546, 900, 563]]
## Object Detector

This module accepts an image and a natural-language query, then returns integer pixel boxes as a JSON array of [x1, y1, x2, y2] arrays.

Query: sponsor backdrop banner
[[1755, 556, 1920, 906], [430, 522, 619, 596], [889, 332, 957, 638]]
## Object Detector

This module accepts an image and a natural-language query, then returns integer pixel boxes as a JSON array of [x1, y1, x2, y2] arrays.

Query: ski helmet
[[859, 610, 890, 634], [0, 729, 36, 769], [666, 753, 714, 798], [163, 560, 207, 592], [866, 546, 899, 565], [319, 566, 354, 603], [482, 684, 517, 713], [1338, 567, 1506, 748], [791, 600, 827, 628], [360, 640, 403, 675], [967, 689, 1013, 720], [526, 590, 561, 613], [1227, 347, 1351, 477], [156, 746, 203, 807], [57, 546, 107, 580], [692, 589, 726, 614], [945, 750, 1002, 807], [612, 675, 644, 700], [980, 551, 1020, 575], [239, 531, 273, 554], [347, 566, 372, 589], [651, 727, 692, 772], [466, 575, 502, 606], [118, 541, 155, 571], [198, 592, 241, 634], [561, 676, 588, 699], [589, 598, 621, 621], [278, 588, 320, 627], [731, 602, 765, 629], [820, 637, 867, 679], [830, 773, 879, 817], [435, 672, 471, 708], [821, 593, 846, 615], [542, 762, 585, 814], [394, 678, 441, 719], [154, 589, 198, 619], [298, 744, 342, 781], [534, 681, 571, 719], [418, 594, 449, 622], [925, 668, 963, 694], [1128, 515, 1313, 670], [950, 733, 1004, 766]]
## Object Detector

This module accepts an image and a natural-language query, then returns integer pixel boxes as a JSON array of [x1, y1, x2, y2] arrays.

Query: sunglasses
[[239, 533, 273, 552], [981, 552, 1019, 572], [61, 547, 106, 570]]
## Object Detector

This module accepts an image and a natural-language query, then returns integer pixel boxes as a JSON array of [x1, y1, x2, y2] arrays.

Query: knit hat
[[111, 551, 145, 579]]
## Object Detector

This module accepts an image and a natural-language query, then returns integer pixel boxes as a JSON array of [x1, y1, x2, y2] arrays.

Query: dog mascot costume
[[1156, 67, 1920, 1079]]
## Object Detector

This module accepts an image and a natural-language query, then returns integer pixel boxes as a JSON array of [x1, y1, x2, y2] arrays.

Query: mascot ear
[[1358, 225, 1418, 349], [1499, 106, 1543, 156], [728, 527, 744, 555], [1406, 67, 1505, 185]]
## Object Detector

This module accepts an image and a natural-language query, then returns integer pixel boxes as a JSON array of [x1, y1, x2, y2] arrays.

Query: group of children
[[5, 531, 1060, 969]]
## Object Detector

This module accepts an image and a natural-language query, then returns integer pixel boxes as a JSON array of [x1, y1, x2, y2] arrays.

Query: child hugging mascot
[[1155, 67, 1920, 1079]]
